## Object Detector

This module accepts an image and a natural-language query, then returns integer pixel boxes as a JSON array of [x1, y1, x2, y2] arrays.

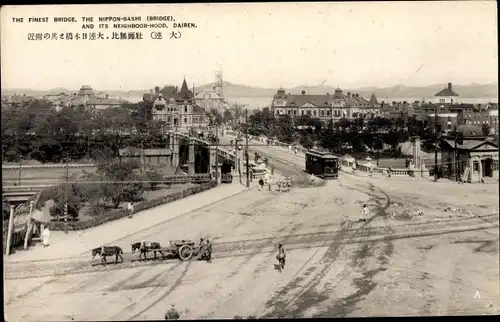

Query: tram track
[[5, 213, 497, 280]]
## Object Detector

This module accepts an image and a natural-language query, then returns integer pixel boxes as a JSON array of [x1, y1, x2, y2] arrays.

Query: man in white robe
[[42, 227, 50, 247]]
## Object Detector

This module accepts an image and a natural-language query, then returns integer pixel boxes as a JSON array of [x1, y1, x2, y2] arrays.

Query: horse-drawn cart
[[167, 239, 203, 260], [131, 239, 205, 261]]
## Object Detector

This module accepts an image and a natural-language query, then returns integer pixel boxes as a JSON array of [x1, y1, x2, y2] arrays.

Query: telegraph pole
[[64, 156, 69, 234], [215, 123, 219, 184], [17, 154, 22, 186], [5, 205, 15, 256], [454, 124, 459, 182], [433, 105, 440, 182], [245, 109, 250, 188]]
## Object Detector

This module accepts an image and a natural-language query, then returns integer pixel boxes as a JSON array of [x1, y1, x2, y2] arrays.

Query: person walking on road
[[276, 243, 286, 272], [361, 204, 370, 222], [165, 304, 180, 320], [127, 201, 134, 219], [258, 178, 264, 191]]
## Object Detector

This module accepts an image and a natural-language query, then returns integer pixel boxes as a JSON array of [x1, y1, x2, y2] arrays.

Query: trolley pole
[[215, 123, 219, 184], [245, 109, 250, 188], [64, 157, 69, 234], [434, 105, 440, 182]]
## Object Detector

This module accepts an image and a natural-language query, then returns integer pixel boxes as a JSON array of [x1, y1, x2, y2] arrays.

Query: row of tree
[[2, 99, 248, 163], [2, 100, 174, 163], [242, 107, 493, 155]]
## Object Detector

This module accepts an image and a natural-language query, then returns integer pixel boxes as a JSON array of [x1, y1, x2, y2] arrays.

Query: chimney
[[301, 90, 306, 95], [356, 93, 359, 97], [448, 83, 452, 91], [106, 94, 109, 99], [347, 92, 351, 97]]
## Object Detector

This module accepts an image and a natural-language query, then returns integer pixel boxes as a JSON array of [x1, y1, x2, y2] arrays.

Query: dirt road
[[4, 140, 499, 320]]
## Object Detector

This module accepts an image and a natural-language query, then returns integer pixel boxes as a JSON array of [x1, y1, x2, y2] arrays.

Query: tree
[[481, 123, 491, 137], [299, 134, 314, 149], [146, 167, 164, 190], [97, 160, 144, 208], [207, 108, 223, 126], [49, 195, 81, 221], [275, 115, 295, 143], [223, 109, 233, 124]]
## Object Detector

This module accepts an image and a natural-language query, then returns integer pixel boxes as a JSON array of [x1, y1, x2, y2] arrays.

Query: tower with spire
[[369, 93, 379, 107]]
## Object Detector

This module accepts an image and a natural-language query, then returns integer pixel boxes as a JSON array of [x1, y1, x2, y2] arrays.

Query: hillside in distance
[[2, 81, 497, 99]]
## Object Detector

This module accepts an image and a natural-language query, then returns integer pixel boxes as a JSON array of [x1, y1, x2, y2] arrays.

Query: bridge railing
[[2, 163, 97, 171]]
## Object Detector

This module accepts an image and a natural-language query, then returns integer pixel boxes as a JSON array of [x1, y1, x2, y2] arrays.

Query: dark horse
[[131, 242, 166, 261], [92, 246, 124, 266]]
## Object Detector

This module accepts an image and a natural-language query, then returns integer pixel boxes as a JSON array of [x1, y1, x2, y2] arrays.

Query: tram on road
[[305, 150, 339, 179]]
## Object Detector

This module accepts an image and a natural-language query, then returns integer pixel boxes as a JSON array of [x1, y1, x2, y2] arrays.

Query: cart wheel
[[179, 244, 194, 260]]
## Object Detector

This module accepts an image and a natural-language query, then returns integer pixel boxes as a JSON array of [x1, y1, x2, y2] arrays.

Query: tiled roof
[[435, 88, 459, 97], [287, 94, 330, 107], [442, 139, 497, 150], [177, 79, 193, 100]]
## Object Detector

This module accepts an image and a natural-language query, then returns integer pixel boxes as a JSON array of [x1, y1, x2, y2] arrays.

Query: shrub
[[41, 181, 216, 231]]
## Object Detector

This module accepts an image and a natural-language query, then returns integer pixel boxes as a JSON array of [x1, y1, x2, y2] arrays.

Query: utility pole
[[454, 124, 459, 182], [5, 205, 15, 256], [64, 156, 69, 234], [215, 123, 219, 184], [17, 154, 22, 186], [434, 105, 440, 182], [245, 109, 250, 188]]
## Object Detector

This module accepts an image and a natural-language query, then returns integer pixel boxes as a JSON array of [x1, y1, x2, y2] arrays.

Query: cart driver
[[204, 239, 212, 263], [197, 238, 207, 260], [141, 240, 149, 251]]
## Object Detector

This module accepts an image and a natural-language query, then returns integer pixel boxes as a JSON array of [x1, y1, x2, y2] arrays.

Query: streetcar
[[305, 149, 339, 179]]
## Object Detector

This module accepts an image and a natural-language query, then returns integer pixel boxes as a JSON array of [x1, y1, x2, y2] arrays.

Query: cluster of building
[[271, 82, 498, 135], [43, 85, 125, 111], [1, 86, 126, 112], [143, 79, 200, 132], [144, 72, 229, 132]]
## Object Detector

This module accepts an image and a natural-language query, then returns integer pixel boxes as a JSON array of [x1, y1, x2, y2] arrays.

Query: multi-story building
[[434, 82, 459, 104], [151, 78, 195, 132], [271, 87, 381, 122], [194, 86, 227, 114], [464, 109, 498, 134], [44, 85, 123, 111]]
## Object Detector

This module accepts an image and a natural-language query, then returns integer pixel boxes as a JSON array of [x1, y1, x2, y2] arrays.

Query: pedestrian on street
[[361, 204, 370, 222], [276, 243, 286, 272], [128, 201, 134, 219], [165, 304, 180, 320], [268, 176, 273, 191], [258, 178, 264, 191]]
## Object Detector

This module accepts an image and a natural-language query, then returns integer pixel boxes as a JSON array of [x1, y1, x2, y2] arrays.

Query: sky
[[1, 2, 498, 91]]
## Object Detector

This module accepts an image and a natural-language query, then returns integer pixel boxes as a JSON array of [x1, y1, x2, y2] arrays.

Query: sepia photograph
[[1, 2, 499, 320]]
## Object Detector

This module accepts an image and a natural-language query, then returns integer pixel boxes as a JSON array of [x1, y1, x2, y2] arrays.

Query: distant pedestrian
[[268, 176, 273, 191], [128, 202, 134, 219], [276, 243, 286, 272], [42, 226, 51, 247], [258, 178, 264, 191], [361, 204, 370, 222], [165, 304, 180, 320]]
